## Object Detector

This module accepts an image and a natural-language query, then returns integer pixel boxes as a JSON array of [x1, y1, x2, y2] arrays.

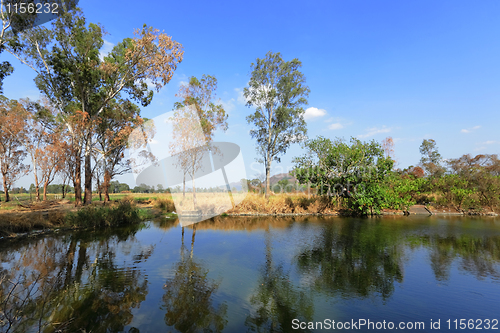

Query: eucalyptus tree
[[244, 51, 309, 198], [170, 75, 227, 204], [7, 8, 183, 205]]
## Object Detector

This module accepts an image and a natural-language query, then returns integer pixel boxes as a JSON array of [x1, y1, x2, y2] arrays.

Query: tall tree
[[170, 105, 208, 207], [17, 97, 56, 201], [94, 99, 143, 202], [0, 98, 30, 202], [419, 139, 444, 177], [39, 133, 65, 200], [170, 75, 227, 206], [244, 51, 309, 199], [382, 136, 395, 161], [7, 8, 183, 205]]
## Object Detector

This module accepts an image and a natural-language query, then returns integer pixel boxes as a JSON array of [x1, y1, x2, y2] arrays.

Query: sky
[[2, 0, 500, 189]]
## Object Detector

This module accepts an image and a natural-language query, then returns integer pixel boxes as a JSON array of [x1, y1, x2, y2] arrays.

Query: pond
[[1, 216, 500, 332]]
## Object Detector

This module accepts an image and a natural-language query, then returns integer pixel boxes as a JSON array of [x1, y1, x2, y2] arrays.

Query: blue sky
[[3, 0, 500, 188]]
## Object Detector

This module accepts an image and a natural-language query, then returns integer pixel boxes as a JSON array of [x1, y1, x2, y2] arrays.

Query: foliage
[[294, 136, 393, 215], [8, 7, 183, 205], [65, 201, 142, 228], [244, 51, 309, 198], [0, 98, 30, 202], [419, 139, 445, 177], [170, 75, 227, 206]]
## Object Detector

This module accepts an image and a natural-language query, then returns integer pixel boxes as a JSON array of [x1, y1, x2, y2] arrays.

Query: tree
[[174, 75, 228, 142], [419, 139, 445, 177], [294, 136, 394, 215], [244, 51, 310, 199], [382, 136, 395, 161], [0, 98, 30, 202], [8, 8, 183, 205], [39, 134, 65, 200], [170, 105, 208, 207], [15, 97, 57, 201], [169, 75, 227, 207], [94, 99, 143, 202]]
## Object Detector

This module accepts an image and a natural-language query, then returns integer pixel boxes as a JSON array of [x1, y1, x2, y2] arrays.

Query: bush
[[65, 201, 141, 228], [153, 197, 175, 212]]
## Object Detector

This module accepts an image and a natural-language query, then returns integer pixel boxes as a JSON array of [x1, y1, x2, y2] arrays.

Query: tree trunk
[[84, 153, 92, 205], [43, 181, 48, 201], [33, 173, 40, 201], [103, 169, 111, 203], [96, 175, 102, 201], [74, 151, 82, 207], [2, 175, 9, 202], [192, 174, 197, 209], [265, 160, 271, 199], [183, 174, 186, 199], [61, 184, 66, 199]]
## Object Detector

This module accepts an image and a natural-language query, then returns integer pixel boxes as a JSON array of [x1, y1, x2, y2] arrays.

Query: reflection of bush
[[296, 221, 404, 299]]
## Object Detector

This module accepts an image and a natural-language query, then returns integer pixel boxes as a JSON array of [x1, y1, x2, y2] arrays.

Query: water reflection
[[296, 219, 404, 299], [161, 226, 227, 333], [417, 233, 500, 281], [245, 225, 313, 333], [1, 217, 500, 332], [0, 224, 152, 333]]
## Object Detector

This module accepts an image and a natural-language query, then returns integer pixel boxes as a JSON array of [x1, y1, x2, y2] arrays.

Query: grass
[[65, 200, 142, 228], [227, 193, 337, 215]]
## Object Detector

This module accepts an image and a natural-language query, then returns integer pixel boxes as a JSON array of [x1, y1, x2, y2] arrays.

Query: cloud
[[220, 98, 236, 113], [328, 123, 344, 130], [461, 125, 481, 133], [99, 40, 114, 61], [483, 140, 500, 145], [358, 126, 391, 138], [235, 88, 248, 105], [304, 107, 327, 120]]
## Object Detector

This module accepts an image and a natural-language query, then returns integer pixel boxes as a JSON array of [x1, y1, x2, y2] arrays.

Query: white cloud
[[358, 126, 391, 139], [99, 40, 115, 61], [148, 139, 159, 145], [304, 107, 327, 120], [328, 123, 344, 130], [461, 125, 481, 133], [484, 140, 500, 145], [220, 98, 236, 113], [235, 88, 248, 105]]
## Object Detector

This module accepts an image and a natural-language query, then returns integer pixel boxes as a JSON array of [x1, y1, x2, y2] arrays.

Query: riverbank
[[0, 199, 162, 239], [1, 193, 498, 239]]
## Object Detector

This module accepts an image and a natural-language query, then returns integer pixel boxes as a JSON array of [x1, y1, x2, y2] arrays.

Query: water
[[1, 216, 500, 332]]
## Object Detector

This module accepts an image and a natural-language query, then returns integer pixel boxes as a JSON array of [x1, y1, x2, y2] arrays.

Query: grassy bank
[[0, 199, 158, 238]]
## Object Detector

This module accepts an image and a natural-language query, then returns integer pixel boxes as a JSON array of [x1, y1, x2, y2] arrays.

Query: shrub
[[65, 201, 141, 228]]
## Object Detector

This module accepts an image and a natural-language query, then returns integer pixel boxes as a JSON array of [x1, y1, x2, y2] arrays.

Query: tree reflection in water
[[245, 225, 314, 333], [162, 225, 227, 333], [0, 223, 152, 333], [416, 233, 500, 281], [296, 220, 404, 299]]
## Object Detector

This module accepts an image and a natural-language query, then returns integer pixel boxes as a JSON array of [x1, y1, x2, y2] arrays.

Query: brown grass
[[227, 193, 338, 215], [0, 211, 62, 237]]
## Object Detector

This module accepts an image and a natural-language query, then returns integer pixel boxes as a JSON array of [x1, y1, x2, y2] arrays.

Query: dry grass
[[0, 211, 63, 237], [227, 193, 337, 215]]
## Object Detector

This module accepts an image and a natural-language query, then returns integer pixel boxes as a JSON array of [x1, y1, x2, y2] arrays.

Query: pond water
[[1, 216, 500, 332]]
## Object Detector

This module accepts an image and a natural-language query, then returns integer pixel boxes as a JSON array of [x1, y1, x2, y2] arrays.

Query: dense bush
[[65, 201, 141, 228]]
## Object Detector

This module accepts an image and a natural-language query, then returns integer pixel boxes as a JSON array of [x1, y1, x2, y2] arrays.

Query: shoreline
[[1, 201, 498, 241]]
